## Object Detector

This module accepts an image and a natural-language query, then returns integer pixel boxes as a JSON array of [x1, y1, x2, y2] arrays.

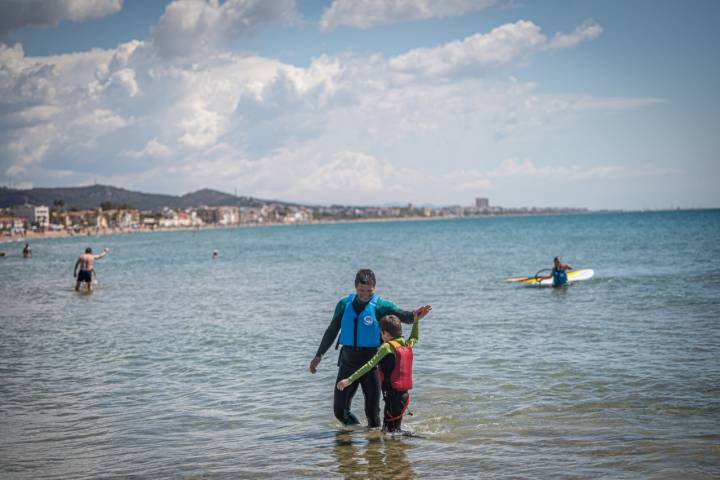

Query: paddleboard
[[507, 268, 594, 286]]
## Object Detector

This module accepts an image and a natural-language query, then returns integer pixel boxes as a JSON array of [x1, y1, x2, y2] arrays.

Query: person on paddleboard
[[309, 268, 431, 428], [337, 311, 430, 433], [74, 247, 110, 291], [552, 256, 573, 287]]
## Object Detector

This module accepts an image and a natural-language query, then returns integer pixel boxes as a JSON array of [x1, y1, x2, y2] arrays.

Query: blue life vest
[[552, 268, 568, 286], [338, 293, 381, 348]]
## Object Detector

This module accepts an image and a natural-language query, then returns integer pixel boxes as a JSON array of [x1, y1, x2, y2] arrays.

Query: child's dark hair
[[380, 315, 402, 338], [354, 269, 376, 287]]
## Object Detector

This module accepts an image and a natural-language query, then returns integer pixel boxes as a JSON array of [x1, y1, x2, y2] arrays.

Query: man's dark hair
[[85, 247, 92, 253], [380, 315, 402, 338], [354, 269, 376, 287]]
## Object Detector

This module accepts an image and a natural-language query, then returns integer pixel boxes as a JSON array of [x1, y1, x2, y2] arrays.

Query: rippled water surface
[[2, 211, 720, 479]]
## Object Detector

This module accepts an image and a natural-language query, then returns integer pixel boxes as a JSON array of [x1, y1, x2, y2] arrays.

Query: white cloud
[[104, 67, 141, 97], [389, 19, 602, 79], [151, 0, 296, 58], [297, 151, 385, 193], [488, 158, 621, 179], [0, 0, 123, 36], [125, 139, 172, 159], [320, 0, 496, 31], [0, 13, 666, 206], [547, 19, 603, 49]]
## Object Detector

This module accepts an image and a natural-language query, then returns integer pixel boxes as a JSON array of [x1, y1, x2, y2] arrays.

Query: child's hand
[[413, 304, 432, 321], [336, 379, 352, 391]]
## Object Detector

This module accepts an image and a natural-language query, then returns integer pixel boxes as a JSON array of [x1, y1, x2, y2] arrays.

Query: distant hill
[[0, 185, 299, 211]]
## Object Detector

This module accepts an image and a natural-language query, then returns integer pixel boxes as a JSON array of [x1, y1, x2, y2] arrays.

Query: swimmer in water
[[74, 247, 110, 291]]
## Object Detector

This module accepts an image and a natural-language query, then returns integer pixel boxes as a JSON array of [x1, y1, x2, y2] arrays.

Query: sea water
[[1, 210, 719, 479]]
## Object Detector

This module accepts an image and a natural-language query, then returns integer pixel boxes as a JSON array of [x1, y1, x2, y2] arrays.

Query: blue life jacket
[[338, 293, 381, 347], [552, 268, 568, 286]]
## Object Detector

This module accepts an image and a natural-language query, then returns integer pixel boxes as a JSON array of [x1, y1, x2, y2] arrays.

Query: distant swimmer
[[212, 250, 219, 259], [74, 247, 110, 292], [22, 243, 32, 258], [552, 256, 573, 287], [0, 251, 6, 257]]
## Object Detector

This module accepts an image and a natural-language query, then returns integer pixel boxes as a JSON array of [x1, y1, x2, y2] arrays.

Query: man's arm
[[309, 300, 345, 373], [93, 248, 110, 260], [73, 258, 81, 277], [376, 298, 414, 324], [377, 299, 432, 325]]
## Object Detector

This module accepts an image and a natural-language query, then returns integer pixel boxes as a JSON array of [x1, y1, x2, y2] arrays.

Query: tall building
[[475, 197, 489, 208], [13, 204, 49, 229]]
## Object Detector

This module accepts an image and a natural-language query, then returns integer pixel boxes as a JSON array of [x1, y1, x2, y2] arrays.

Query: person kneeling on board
[[552, 256, 573, 287]]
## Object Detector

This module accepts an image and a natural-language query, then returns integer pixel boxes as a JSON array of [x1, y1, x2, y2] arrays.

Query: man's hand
[[309, 356, 321, 374], [336, 379, 351, 391], [413, 304, 433, 321]]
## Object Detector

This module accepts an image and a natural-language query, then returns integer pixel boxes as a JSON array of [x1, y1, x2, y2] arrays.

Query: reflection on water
[[334, 431, 415, 480]]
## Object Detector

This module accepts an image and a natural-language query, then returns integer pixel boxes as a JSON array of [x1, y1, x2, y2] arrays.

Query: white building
[[13, 205, 50, 229]]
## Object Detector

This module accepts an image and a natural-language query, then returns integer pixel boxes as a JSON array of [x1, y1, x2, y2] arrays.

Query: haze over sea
[[1, 210, 719, 479]]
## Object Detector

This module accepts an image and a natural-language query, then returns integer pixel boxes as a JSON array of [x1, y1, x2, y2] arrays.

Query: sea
[[1, 210, 719, 479]]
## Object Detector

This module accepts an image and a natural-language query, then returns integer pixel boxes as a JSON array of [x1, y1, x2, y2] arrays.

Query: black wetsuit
[[314, 296, 414, 427], [379, 353, 411, 432]]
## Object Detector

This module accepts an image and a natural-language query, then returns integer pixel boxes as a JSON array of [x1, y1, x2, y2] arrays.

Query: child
[[337, 309, 430, 432]]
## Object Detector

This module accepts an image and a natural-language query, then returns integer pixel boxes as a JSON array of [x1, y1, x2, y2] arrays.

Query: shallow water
[[1, 211, 719, 478]]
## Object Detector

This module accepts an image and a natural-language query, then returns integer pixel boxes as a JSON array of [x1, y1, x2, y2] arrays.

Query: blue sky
[[1, 0, 718, 209]]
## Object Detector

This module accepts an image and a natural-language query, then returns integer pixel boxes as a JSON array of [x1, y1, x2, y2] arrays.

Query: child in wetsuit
[[336, 313, 427, 432]]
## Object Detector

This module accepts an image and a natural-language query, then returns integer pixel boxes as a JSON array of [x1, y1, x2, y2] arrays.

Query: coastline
[[2, 208, 714, 247], [0, 216, 448, 245]]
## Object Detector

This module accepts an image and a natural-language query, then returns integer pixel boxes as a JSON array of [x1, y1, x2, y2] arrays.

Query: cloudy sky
[[1, 0, 718, 209]]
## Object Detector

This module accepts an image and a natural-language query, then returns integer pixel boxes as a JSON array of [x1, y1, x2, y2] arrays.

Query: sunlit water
[[1, 211, 719, 479]]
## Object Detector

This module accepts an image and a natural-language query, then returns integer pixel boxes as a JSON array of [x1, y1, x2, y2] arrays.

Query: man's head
[[85, 247, 92, 254], [380, 314, 402, 341], [354, 269, 376, 302], [554, 256, 561, 266]]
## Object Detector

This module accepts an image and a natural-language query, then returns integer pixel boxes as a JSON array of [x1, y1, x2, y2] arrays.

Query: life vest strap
[[384, 392, 411, 422]]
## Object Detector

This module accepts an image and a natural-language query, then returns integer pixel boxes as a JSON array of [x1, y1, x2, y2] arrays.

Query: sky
[[1, 0, 718, 210]]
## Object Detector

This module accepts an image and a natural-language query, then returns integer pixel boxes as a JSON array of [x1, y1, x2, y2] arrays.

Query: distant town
[[0, 186, 588, 240]]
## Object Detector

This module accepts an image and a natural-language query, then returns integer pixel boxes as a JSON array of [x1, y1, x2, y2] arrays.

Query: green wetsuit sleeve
[[348, 343, 393, 383], [376, 298, 414, 324], [314, 299, 346, 358], [407, 320, 419, 348]]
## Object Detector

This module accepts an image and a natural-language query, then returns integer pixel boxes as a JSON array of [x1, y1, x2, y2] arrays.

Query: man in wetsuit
[[309, 268, 431, 428], [74, 247, 110, 291], [552, 256, 573, 287]]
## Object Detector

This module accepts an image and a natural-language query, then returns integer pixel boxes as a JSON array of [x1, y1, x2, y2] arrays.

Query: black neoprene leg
[[359, 367, 381, 428], [334, 364, 360, 425], [383, 389, 409, 432]]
